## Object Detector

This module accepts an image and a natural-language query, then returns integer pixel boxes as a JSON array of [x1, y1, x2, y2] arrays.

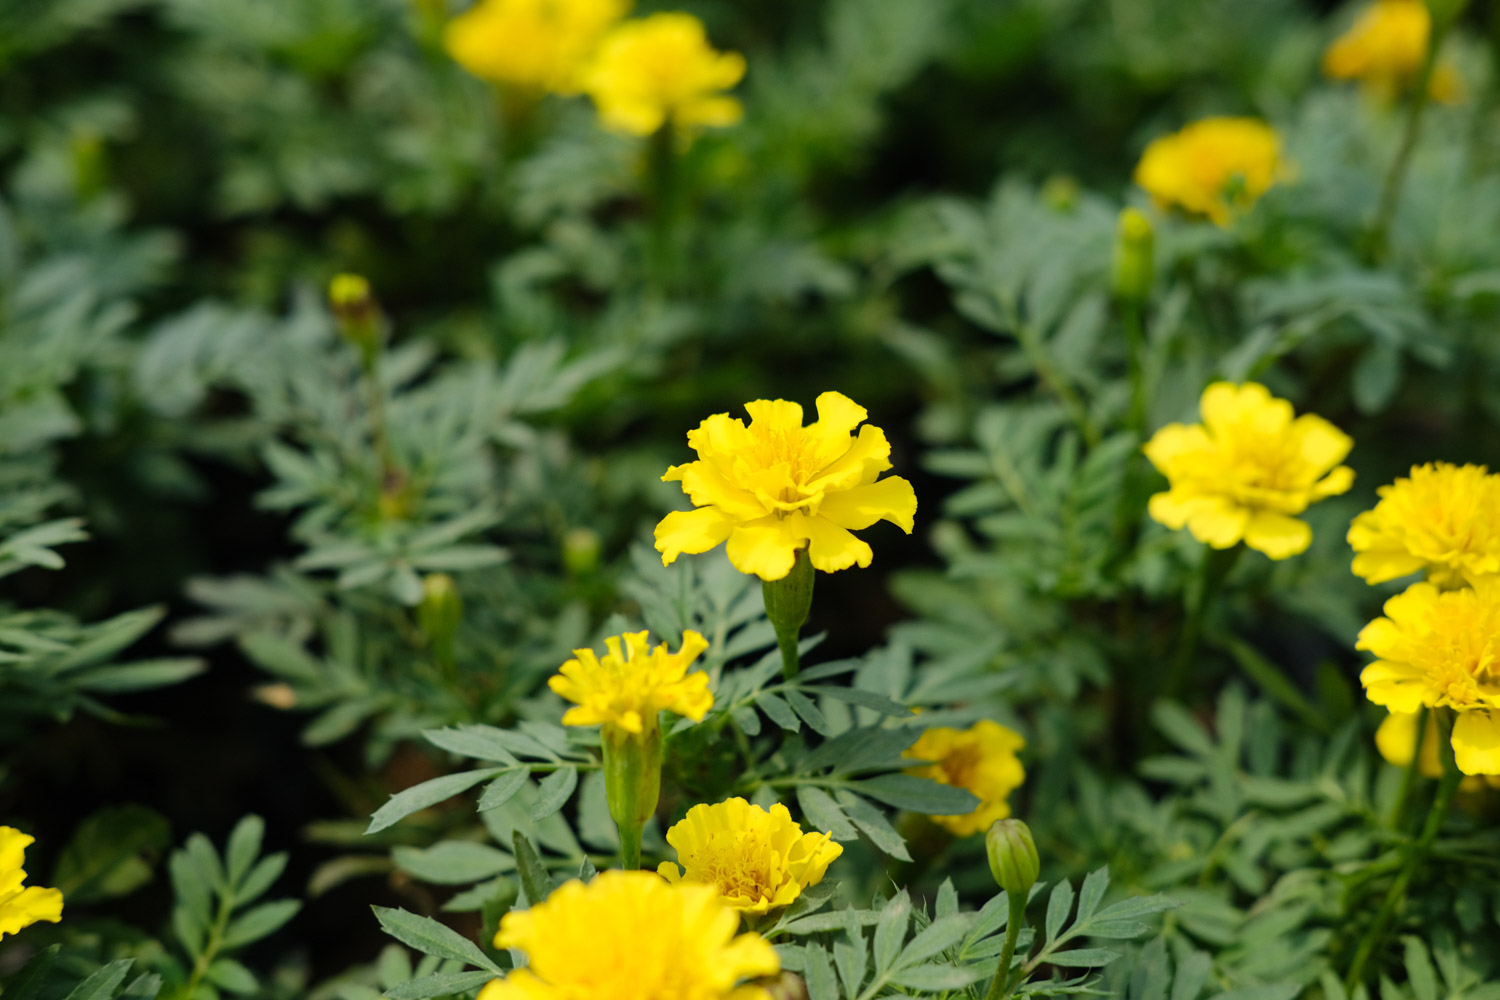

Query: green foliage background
[[3, 0, 1500, 998]]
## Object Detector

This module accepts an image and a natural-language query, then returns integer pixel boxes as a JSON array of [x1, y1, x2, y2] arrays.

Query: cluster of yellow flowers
[[473, 393, 1026, 997], [1351, 463, 1500, 776], [444, 0, 744, 137]]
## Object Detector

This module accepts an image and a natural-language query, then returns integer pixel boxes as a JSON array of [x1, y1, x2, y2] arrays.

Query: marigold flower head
[[445, 0, 628, 94], [479, 870, 779, 1000], [657, 798, 842, 914], [903, 720, 1026, 837], [549, 630, 712, 735], [1143, 382, 1354, 559], [655, 392, 917, 582], [0, 827, 63, 938], [582, 13, 745, 136], [1323, 0, 1462, 103], [1348, 463, 1500, 588], [1357, 580, 1500, 775], [1133, 117, 1287, 226]]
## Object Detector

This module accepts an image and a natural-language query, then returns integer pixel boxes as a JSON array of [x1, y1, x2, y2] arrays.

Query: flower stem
[[1386, 705, 1429, 830], [763, 549, 814, 680], [620, 824, 642, 871], [1165, 545, 1241, 699], [1366, 0, 1466, 260], [984, 890, 1029, 1000], [1123, 300, 1148, 439], [647, 119, 679, 292], [1343, 708, 1462, 990]]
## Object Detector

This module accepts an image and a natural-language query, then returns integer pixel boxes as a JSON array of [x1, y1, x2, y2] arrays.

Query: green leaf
[[366, 768, 505, 834], [3, 944, 60, 1000], [796, 786, 859, 841], [62, 960, 134, 1000], [832, 790, 911, 861], [852, 774, 978, 814], [759, 693, 800, 731], [205, 959, 258, 995], [785, 690, 831, 735], [804, 943, 839, 1000], [530, 766, 578, 821], [886, 965, 986, 991], [235, 853, 288, 905], [897, 913, 974, 968], [873, 889, 910, 974], [394, 842, 514, 885], [1074, 867, 1108, 927], [422, 726, 521, 764], [512, 831, 556, 908], [477, 769, 530, 812], [1045, 879, 1074, 945], [51, 804, 171, 905], [221, 899, 300, 949], [1045, 948, 1121, 968], [1152, 702, 1215, 757], [371, 906, 502, 973], [72, 658, 205, 693], [225, 815, 265, 887], [382, 971, 500, 1000], [1402, 937, 1438, 1000]]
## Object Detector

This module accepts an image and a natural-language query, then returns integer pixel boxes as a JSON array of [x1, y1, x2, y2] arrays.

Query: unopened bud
[[603, 723, 662, 848], [418, 574, 463, 664], [1112, 207, 1155, 304], [1041, 175, 1079, 214], [329, 273, 383, 361], [986, 818, 1039, 895], [562, 527, 602, 577]]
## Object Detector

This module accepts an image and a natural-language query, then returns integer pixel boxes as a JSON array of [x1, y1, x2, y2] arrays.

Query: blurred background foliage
[[5, 0, 1500, 996]]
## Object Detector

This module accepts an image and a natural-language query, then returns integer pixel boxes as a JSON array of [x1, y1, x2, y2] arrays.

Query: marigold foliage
[[1357, 580, 1500, 775], [903, 720, 1025, 837], [1133, 117, 1286, 226], [655, 392, 917, 581], [1143, 382, 1354, 559], [583, 13, 746, 136], [445, 0, 628, 94], [657, 797, 842, 914], [478, 870, 779, 1000], [1347, 463, 1500, 588], [1323, 0, 1461, 102], [0, 827, 63, 938], [549, 630, 712, 734]]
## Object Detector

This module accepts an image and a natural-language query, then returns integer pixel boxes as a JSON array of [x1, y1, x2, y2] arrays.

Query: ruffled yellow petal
[[725, 518, 801, 581], [1185, 499, 1250, 549], [1452, 710, 1500, 776], [1243, 511, 1312, 560], [817, 477, 917, 533], [800, 515, 874, 573], [656, 507, 737, 566]]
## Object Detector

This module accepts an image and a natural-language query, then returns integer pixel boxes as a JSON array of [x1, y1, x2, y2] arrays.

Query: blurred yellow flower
[[1323, 0, 1462, 103], [1134, 117, 1287, 226], [1348, 463, 1500, 588], [479, 870, 779, 1000], [445, 0, 628, 94], [0, 827, 63, 939], [1375, 709, 1500, 789], [583, 13, 746, 136], [903, 720, 1026, 837], [1143, 382, 1354, 559], [1357, 580, 1500, 775], [550, 630, 712, 735], [658, 798, 842, 914], [655, 392, 917, 582]]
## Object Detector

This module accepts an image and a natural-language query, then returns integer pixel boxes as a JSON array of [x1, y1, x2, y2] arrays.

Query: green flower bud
[[603, 723, 662, 869], [762, 547, 814, 680], [1112, 207, 1155, 304], [987, 818, 1039, 895], [329, 273, 383, 362], [1042, 175, 1080, 214], [418, 573, 463, 668], [562, 527, 602, 577]]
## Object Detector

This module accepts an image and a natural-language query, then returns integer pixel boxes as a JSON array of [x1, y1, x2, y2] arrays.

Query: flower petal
[[1453, 710, 1500, 775], [655, 507, 736, 565], [1243, 511, 1312, 559], [816, 476, 916, 532], [725, 517, 801, 580], [798, 515, 874, 573]]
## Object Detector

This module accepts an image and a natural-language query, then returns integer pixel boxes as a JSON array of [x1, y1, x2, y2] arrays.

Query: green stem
[[762, 549, 814, 680], [620, 824, 642, 871], [984, 891, 1029, 1000], [1015, 321, 1100, 447], [647, 119, 679, 292], [1366, 1, 1466, 260], [181, 887, 234, 1000], [1386, 706, 1429, 831], [1343, 709, 1462, 990], [1123, 300, 1148, 439], [1165, 545, 1241, 699]]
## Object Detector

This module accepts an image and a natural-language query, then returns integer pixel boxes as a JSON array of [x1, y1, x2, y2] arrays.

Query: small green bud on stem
[[762, 548, 814, 680], [418, 573, 463, 676], [984, 818, 1039, 1000], [603, 723, 662, 870], [1112, 207, 1155, 305]]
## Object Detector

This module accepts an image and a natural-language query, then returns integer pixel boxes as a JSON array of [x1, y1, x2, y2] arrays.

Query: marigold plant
[[1347, 462, 1500, 588], [655, 392, 917, 581], [1323, 0, 1461, 102], [478, 870, 779, 1000], [1357, 580, 1500, 775], [444, 0, 628, 94], [657, 797, 842, 914], [903, 720, 1026, 837], [1133, 117, 1287, 226], [0, 827, 62, 938], [1143, 382, 1354, 559], [582, 12, 745, 136]]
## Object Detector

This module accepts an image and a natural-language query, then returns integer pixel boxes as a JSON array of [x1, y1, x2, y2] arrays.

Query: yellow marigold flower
[[1357, 580, 1500, 775], [655, 392, 917, 582], [1323, 0, 1462, 103], [903, 720, 1026, 837], [1375, 709, 1500, 790], [0, 827, 63, 938], [478, 870, 779, 1000], [582, 13, 745, 136], [444, 0, 628, 94], [1143, 382, 1354, 560], [550, 630, 711, 734], [657, 798, 842, 914], [1133, 117, 1287, 226], [1348, 463, 1500, 588]]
